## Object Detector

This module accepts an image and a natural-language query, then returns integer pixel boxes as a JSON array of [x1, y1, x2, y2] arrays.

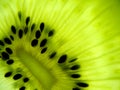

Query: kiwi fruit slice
[[0, 0, 120, 90]]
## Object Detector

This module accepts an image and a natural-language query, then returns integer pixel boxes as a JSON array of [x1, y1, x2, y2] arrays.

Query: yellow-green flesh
[[0, 0, 120, 90]]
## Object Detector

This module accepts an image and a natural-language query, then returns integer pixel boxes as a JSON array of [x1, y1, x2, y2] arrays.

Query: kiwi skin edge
[[0, 0, 120, 90]]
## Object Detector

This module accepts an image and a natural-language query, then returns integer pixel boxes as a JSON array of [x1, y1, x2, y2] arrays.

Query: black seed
[[18, 29, 23, 39], [6, 59, 14, 65], [48, 30, 54, 37], [10, 35, 14, 40], [13, 74, 22, 80], [49, 52, 56, 59], [5, 72, 12, 77], [73, 87, 80, 90], [35, 30, 41, 39], [24, 26, 28, 34], [0, 40, 4, 46], [26, 17, 30, 25], [58, 55, 67, 63], [1, 52, 9, 60], [4, 38, 12, 44], [69, 58, 77, 63], [18, 11, 21, 20], [23, 77, 29, 82], [70, 65, 80, 70], [31, 23, 35, 31], [11, 25, 16, 34], [41, 47, 47, 54], [19, 86, 25, 90], [40, 22, 44, 32], [71, 74, 80, 78], [31, 39, 38, 47], [76, 82, 89, 87], [6, 47, 13, 54], [40, 39, 47, 47]]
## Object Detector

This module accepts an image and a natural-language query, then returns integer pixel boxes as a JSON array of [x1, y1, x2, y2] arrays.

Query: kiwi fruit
[[0, 0, 120, 90]]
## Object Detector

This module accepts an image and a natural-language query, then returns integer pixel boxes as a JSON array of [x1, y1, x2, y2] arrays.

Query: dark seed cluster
[[4, 70, 30, 90], [0, 13, 56, 90], [57, 55, 89, 89], [29, 20, 54, 56], [57, 54, 89, 89], [0, 12, 89, 90], [1, 47, 14, 64]]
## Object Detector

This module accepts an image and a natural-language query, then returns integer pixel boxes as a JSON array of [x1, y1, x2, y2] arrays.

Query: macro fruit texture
[[0, 0, 120, 90]]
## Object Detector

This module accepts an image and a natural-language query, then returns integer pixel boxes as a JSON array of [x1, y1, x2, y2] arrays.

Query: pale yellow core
[[16, 49, 55, 89]]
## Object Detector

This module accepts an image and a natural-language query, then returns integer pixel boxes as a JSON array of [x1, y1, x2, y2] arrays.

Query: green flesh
[[0, 0, 120, 90], [17, 49, 55, 89]]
